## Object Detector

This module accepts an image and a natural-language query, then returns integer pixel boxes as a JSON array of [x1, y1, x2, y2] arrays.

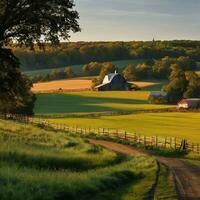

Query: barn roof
[[103, 71, 118, 84], [94, 83, 108, 89], [179, 98, 200, 104], [150, 91, 167, 96]]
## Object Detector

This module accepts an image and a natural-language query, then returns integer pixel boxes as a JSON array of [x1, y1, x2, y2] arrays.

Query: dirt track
[[89, 139, 200, 200]]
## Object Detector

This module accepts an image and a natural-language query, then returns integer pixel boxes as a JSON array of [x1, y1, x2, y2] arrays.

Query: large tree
[[162, 64, 188, 103], [163, 65, 200, 103], [0, 0, 80, 114]]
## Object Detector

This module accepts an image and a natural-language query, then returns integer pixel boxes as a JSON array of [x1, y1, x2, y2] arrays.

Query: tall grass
[[0, 120, 177, 200]]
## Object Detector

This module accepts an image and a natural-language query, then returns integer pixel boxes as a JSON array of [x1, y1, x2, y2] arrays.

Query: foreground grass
[[48, 112, 200, 143], [0, 120, 177, 200], [35, 91, 172, 115]]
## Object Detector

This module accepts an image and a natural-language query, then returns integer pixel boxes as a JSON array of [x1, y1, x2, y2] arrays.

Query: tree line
[[123, 56, 197, 81], [32, 55, 198, 83], [12, 40, 200, 71]]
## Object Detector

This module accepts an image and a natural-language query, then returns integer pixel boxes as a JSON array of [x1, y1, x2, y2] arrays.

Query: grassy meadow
[[0, 119, 177, 200], [34, 90, 200, 143], [47, 112, 200, 143]]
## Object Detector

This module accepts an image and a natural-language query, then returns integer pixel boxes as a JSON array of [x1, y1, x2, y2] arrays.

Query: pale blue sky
[[70, 0, 200, 41]]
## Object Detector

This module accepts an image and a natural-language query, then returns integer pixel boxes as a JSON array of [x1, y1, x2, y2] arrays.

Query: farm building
[[148, 91, 167, 104], [178, 98, 200, 109], [95, 71, 139, 91]]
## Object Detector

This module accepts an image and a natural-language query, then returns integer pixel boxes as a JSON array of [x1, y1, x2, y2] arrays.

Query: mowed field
[[34, 90, 200, 143], [35, 91, 172, 115], [48, 112, 200, 143]]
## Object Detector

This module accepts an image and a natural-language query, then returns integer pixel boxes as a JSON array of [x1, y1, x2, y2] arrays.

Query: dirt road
[[89, 139, 200, 200]]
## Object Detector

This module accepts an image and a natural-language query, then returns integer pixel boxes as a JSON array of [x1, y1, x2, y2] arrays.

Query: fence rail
[[1, 114, 200, 154]]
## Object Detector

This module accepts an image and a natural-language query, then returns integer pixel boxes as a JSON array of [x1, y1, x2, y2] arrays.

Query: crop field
[[32, 79, 92, 93], [32, 79, 161, 93], [47, 112, 200, 143], [23, 59, 146, 77], [0, 119, 177, 200], [34, 91, 172, 115]]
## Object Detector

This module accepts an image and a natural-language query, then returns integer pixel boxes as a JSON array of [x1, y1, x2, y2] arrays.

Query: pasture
[[34, 91, 172, 115], [24, 59, 146, 77], [0, 119, 177, 200], [47, 112, 200, 143]]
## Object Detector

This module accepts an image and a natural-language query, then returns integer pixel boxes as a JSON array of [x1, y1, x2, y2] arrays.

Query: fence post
[[170, 137, 172, 148], [124, 131, 127, 140], [164, 137, 167, 148], [144, 136, 146, 147], [174, 137, 177, 150], [192, 143, 194, 153], [155, 136, 158, 147], [134, 133, 137, 143]]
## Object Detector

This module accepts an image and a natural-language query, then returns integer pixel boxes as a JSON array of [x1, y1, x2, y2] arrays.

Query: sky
[[70, 0, 200, 41]]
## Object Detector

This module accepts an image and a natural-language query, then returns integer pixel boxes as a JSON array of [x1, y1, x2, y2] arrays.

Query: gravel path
[[88, 139, 200, 200]]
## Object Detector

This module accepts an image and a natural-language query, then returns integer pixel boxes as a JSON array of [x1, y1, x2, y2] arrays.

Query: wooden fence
[[2, 114, 200, 154]]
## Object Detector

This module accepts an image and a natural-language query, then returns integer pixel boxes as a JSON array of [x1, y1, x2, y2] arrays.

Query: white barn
[[178, 98, 200, 109]]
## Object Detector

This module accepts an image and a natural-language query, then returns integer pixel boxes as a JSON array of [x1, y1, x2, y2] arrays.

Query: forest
[[12, 40, 200, 71]]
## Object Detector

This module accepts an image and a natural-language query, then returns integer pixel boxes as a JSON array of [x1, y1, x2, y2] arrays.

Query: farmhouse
[[148, 91, 167, 104], [95, 71, 139, 91], [150, 91, 167, 97], [178, 98, 200, 109]]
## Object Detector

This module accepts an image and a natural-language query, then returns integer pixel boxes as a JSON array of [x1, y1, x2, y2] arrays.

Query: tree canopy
[[163, 65, 200, 103], [0, 0, 80, 114], [0, 0, 80, 47]]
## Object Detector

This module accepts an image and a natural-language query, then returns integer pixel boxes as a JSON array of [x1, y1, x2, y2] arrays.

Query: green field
[[47, 112, 200, 143], [24, 59, 146, 77], [35, 91, 172, 115], [0, 119, 177, 200], [35, 91, 200, 143]]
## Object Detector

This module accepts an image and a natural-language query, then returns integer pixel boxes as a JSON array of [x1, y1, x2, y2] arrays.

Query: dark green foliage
[[123, 63, 152, 81], [122, 56, 197, 81], [0, 0, 80, 47], [163, 64, 188, 103], [152, 57, 175, 79], [10, 40, 200, 71], [82, 62, 101, 76], [184, 71, 200, 98], [163, 65, 200, 103], [0, 48, 36, 114], [32, 66, 75, 82], [0, 0, 80, 114]]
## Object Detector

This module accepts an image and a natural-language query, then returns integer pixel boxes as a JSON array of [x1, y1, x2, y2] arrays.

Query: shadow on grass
[[35, 93, 148, 114], [0, 150, 129, 171]]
